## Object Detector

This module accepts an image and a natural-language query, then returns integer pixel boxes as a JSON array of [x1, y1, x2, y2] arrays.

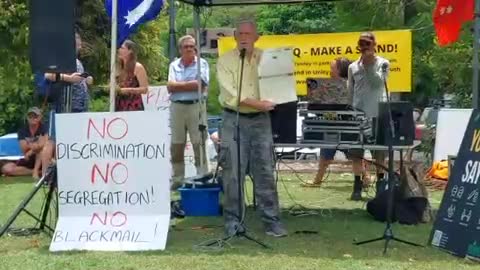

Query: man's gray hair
[[178, 35, 195, 47], [235, 19, 257, 31]]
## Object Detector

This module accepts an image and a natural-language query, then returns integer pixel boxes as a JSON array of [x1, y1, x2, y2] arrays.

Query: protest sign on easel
[[431, 109, 480, 259], [49, 111, 171, 252], [142, 86, 213, 178]]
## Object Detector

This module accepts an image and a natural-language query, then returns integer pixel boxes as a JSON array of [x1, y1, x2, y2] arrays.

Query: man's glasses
[[358, 40, 372, 47], [182, 45, 195, 49], [27, 114, 39, 119]]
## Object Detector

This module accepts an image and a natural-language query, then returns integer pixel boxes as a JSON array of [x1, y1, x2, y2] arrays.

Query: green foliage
[[0, 0, 476, 133], [257, 3, 336, 34], [76, 1, 170, 112], [335, 0, 405, 31], [334, 0, 473, 108], [427, 29, 473, 107], [206, 58, 221, 116], [0, 1, 33, 134]]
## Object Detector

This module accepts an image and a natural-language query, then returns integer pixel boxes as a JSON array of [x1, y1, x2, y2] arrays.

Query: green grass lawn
[[0, 172, 477, 270]]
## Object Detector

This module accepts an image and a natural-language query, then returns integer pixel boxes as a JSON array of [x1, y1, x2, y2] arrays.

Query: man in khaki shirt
[[216, 19, 287, 238]]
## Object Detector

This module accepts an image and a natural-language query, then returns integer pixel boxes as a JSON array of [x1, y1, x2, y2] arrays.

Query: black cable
[[334, 143, 395, 176], [274, 153, 338, 217]]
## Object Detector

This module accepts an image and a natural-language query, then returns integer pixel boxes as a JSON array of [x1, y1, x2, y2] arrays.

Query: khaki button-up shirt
[[217, 48, 262, 113]]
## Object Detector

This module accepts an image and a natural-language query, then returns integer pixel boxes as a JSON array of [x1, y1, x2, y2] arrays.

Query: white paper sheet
[[258, 48, 297, 104]]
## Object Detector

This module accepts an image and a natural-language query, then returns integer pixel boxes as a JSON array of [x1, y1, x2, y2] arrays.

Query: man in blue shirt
[[167, 35, 209, 185]]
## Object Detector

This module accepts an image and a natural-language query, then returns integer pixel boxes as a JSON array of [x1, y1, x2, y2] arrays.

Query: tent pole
[[193, 6, 207, 175], [473, 0, 480, 109]]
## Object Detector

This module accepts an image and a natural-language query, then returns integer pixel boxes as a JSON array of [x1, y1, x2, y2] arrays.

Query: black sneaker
[[351, 178, 363, 201], [265, 222, 288, 238], [170, 201, 185, 219], [350, 191, 362, 201]]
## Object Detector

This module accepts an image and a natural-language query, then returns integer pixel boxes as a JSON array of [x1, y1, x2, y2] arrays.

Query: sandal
[[362, 172, 372, 188], [301, 177, 323, 188]]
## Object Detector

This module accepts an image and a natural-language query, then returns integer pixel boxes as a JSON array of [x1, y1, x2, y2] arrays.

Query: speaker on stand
[[0, 0, 78, 239], [29, 0, 77, 74], [376, 101, 415, 146], [270, 101, 298, 144]]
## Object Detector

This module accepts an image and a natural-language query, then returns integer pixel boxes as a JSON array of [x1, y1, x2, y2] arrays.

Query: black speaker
[[29, 0, 76, 73], [270, 101, 297, 143], [376, 101, 415, 146]]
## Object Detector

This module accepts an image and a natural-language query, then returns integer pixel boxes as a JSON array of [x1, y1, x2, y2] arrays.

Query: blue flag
[[105, 0, 164, 46]]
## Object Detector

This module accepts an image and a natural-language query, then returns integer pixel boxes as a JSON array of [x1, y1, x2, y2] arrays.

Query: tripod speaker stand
[[354, 63, 422, 254], [0, 164, 57, 237]]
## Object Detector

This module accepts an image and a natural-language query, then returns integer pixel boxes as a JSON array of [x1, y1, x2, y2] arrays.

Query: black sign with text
[[431, 110, 480, 258]]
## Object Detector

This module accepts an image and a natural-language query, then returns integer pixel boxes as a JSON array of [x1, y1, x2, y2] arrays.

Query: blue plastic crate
[[207, 116, 222, 135], [178, 186, 222, 216]]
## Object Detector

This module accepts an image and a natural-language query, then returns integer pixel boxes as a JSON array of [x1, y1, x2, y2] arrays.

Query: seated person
[[1, 107, 48, 179]]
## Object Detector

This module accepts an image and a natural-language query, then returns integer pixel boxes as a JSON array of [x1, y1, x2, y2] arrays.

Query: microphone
[[239, 48, 246, 59], [381, 62, 389, 73]]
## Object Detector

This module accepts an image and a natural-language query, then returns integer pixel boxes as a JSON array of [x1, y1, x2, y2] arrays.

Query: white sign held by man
[[49, 111, 171, 252]]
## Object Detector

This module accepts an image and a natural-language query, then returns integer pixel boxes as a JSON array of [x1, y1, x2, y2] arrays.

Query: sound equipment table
[[275, 140, 421, 152], [274, 140, 422, 162]]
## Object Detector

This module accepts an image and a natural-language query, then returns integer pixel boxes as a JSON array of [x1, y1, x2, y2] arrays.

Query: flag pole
[[473, 0, 480, 109], [109, 0, 118, 112]]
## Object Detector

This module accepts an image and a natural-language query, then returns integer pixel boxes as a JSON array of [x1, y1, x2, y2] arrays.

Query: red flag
[[433, 0, 474, 46]]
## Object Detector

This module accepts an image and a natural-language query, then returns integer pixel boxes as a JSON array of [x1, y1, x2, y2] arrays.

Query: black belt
[[224, 108, 264, 118], [172, 100, 199, 105]]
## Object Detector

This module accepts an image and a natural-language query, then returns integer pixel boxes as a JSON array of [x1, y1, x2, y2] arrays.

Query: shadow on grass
[[92, 207, 449, 262]]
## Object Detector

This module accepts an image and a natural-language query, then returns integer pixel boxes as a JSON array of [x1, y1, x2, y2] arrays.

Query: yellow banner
[[218, 30, 412, 96]]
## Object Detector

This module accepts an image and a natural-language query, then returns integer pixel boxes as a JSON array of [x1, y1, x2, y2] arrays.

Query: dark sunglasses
[[27, 114, 39, 119], [358, 40, 372, 47]]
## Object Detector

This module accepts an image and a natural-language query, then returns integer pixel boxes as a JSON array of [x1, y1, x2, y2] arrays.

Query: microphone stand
[[207, 48, 268, 248], [354, 63, 421, 254]]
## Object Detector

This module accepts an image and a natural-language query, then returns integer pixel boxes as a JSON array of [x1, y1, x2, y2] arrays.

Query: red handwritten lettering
[[110, 162, 128, 184], [90, 212, 108, 225], [91, 163, 109, 184], [106, 117, 128, 140], [91, 162, 128, 185], [111, 211, 128, 227], [87, 118, 106, 139], [86, 117, 128, 140], [90, 211, 128, 227]]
